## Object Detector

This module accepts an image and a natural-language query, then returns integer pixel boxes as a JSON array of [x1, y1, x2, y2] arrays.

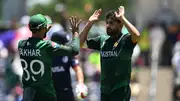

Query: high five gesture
[[69, 16, 82, 34], [89, 9, 102, 23], [79, 9, 102, 47], [114, 6, 125, 20], [115, 6, 140, 43]]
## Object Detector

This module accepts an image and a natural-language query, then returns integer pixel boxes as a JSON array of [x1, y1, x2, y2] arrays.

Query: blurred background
[[0, 0, 180, 101]]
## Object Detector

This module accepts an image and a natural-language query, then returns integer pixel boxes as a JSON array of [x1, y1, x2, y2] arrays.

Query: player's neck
[[112, 33, 122, 41], [32, 33, 43, 39]]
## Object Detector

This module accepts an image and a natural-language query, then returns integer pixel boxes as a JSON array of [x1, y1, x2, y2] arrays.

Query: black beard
[[107, 30, 120, 37]]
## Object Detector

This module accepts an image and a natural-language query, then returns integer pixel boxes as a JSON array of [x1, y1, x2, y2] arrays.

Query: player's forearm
[[120, 16, 140, 43], [80, 21, 94, 47], [74, 66, 84, 84], [70, 32, 80, 55], [54, 33, 80, 56]]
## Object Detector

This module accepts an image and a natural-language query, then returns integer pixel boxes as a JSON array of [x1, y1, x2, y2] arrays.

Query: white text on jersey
[[19, 48, 41, 57], [100, 51, 118, 58]]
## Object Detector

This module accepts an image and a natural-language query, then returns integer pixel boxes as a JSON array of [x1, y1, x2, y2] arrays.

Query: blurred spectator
[[0, 19, 17, 52], [0, 40, 8, 101], [85, 50, 100, 101], [59, 10, 69, 32], [14, 15, 32, 51], [45, 15, 64, 40], [172, 41, 180, 88], [130, 70, 141, 101], [88, 51, 101, 80], [132, 45, 141, 66], [149, 25, 166, 65], [138, 26, 150, 66], [0, 18, 23, 101], [46, 23, 64, 39]]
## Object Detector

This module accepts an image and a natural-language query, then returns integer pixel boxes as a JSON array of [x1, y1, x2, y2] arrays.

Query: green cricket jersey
[[18, 37, 79, 98], [87, 33, 136, 94]]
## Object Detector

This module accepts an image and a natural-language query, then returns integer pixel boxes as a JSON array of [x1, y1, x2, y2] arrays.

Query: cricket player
[[50, 30, 87, 101], [79, 6, 140, 101], [18, 14, 81, 101]]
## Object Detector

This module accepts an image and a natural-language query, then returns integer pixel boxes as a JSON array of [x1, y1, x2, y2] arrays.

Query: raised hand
[[114, 6, 125, 20], [69, 16, 82, 34], [89, 9, 102, 23]]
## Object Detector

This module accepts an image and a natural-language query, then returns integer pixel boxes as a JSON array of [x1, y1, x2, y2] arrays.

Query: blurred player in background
[[50, 30, 87, 101]]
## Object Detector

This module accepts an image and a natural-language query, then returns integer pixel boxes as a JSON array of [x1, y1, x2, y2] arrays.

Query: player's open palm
[[69, 16, 82, 34], [115, 6, 125, 20], [89, 9, 102, 23]]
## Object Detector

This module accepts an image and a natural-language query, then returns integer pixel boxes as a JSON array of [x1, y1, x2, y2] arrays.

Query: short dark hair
[[105, 10, 121, 23]]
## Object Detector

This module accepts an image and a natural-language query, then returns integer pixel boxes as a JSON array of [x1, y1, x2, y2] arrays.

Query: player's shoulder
[[123, 33, 137, 46], [100, 34, 110, 41], [99, 34, 109, 38], [42, 39, 51, 44], [123, 33, 131, 40], [43, 39, 60, 48], [41, 39, 53, 47], [18, 39, 28, 47], [124, 33, 131, 37]]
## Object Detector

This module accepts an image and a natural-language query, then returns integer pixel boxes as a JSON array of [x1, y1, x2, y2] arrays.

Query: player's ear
[[43, 27, 47, 32], [40, 27, 46, 34], [47, 26, 52, 32]]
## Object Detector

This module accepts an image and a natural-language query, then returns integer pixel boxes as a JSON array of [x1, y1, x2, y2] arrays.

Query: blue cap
[[51, 31, 71, 44]]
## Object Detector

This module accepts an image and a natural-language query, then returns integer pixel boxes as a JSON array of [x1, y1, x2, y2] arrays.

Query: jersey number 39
[[20, 59, 44, 82]]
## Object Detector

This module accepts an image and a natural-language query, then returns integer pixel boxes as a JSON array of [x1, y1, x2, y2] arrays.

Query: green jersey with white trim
[[87, 33, 136, 94], [18, 37, 79, 97]]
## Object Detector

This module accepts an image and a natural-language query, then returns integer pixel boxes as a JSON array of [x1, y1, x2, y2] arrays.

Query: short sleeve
[[71, 57, 80, 68], [18, 40, 22, 49], [124, 34, 137, 49], [47, 40, 79, 57], [87, 36, 101, 50]]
